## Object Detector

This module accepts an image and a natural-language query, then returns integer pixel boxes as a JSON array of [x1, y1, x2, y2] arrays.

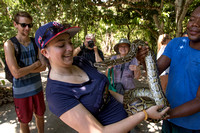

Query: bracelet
[[143, 110, 148, 121]]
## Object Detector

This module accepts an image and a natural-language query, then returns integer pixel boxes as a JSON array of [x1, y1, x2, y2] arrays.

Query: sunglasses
[[17, 22, 33, 28]]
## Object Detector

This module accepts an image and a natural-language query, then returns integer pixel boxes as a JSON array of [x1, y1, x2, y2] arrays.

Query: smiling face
[[187, 6, 200, 43], [118, 43, 130, 56], [41, 33, 74, 68], [14, 17, 32, 37]]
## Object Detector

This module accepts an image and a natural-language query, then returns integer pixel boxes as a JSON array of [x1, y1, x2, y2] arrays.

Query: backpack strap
[[30, 37, 38, 60], [107, 68, 112, 83], [10, 37, 38, 56], [111, 67, 114, 85], [108, 67, 115, 86], [120, 61, 131, 79], [10, 37, 21, 63], [4, 37, 22, 83], [107, 67, 116, 92], [5, 37, 37, 83], [9, 36, 38, 66]]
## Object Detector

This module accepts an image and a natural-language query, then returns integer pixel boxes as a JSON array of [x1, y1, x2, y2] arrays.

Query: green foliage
[[0, 0, 198, 58], [1, 80, 6, 86]]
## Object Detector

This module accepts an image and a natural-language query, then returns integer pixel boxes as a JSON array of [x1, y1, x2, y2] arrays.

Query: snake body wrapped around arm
[[94, 39, 170, 123]]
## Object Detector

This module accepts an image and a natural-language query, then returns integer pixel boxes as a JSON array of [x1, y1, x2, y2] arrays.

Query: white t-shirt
[[157, 45, 169, 76]]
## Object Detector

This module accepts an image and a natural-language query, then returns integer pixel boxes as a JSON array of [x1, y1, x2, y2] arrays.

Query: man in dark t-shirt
[[73, 34, 104, 65]]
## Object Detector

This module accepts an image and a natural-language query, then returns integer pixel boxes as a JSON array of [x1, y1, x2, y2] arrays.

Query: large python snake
[[94, 39, 169, 123]]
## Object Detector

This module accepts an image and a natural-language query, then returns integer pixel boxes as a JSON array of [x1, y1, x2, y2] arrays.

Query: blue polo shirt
[[163, 37, 200, 130]]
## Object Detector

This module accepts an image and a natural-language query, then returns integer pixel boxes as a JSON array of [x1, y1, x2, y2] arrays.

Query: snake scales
[[94, 39, 169, 122]]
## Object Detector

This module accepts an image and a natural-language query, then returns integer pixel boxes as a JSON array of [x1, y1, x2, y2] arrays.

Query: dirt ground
[[0, 68, 163, 133]]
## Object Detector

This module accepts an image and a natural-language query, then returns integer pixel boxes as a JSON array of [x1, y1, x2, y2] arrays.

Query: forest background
[[0, 0, 199, 62]]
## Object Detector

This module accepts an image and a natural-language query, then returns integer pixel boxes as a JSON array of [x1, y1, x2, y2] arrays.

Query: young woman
[[35, 22, 169, 133], [157, 34, 171, 92]]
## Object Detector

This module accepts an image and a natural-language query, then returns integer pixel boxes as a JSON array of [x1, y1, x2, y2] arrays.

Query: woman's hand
[[129, 65, 137, 71], [129, 65, 140, 72], [129, 65, 141, 79], [146, 105, 170, 119]]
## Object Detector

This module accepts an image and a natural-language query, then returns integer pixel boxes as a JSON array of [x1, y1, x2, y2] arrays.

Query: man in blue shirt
[[138, 6, 200, 133]]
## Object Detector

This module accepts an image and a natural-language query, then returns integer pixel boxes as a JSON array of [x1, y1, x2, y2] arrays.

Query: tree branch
[[176, 0, 194, 37]]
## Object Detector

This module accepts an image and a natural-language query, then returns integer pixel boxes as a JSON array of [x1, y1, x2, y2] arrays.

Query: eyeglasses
[[119, 45, 129, 49], [17, 22, 33, 28]]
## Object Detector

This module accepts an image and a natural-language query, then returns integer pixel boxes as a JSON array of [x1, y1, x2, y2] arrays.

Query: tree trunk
[[175, 0, 194, 37]]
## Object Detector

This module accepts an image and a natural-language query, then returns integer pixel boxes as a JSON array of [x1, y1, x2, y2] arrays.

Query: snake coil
[[94, 39, 169, 123]]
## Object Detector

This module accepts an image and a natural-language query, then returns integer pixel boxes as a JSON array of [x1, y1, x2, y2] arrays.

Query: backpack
[[4, 36, 38, 83]]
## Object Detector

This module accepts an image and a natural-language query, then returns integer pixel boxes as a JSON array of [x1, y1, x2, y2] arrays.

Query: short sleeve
[[46, 80, 80, 117], [163, 38, 178, 59]]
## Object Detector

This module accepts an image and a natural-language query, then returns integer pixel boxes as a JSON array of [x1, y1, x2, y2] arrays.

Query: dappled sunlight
[[0, 122, 18, 132], [0, 103, 21, 132], [137, 120, 163, 133], [41, 69, 48, 82], [29, 121, 37, 130], [0, 109, 12, 116]]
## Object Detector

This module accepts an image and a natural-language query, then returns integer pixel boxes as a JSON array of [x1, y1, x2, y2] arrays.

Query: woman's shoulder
[[45, 77, 79, 98], [46, 77, 69, 88]]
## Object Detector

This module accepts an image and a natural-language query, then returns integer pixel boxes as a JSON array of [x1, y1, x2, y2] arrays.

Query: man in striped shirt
[[4, 11, 46, 133]]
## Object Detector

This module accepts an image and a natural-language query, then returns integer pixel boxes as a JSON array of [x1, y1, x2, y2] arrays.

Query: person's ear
[[41, 49, 49, 59], [13, 21, 18, 28]]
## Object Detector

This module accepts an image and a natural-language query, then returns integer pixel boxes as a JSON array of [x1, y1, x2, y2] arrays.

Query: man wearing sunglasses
[[4, 11, 46, 133]]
